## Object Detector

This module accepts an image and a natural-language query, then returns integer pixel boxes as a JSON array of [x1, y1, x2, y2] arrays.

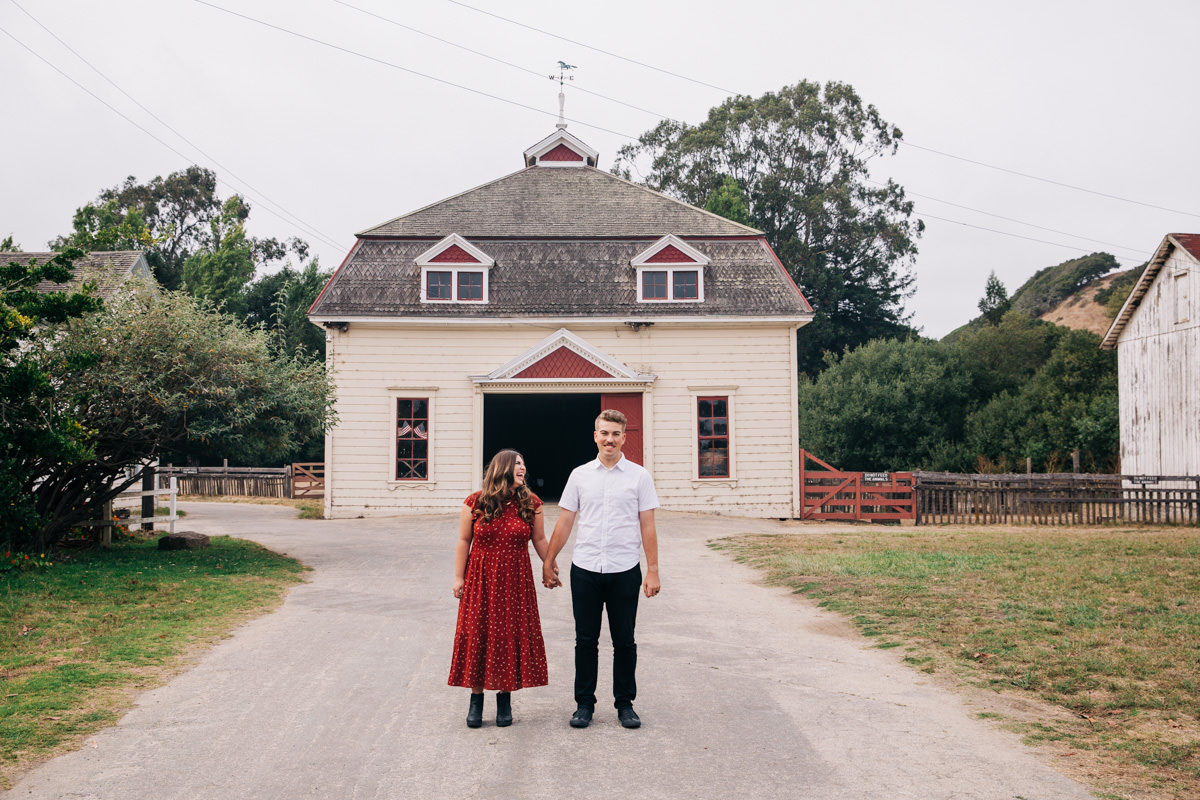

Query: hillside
[[943, 253, 1145, 341]]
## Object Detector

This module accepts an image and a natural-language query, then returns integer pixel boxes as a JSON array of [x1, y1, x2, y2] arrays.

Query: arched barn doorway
[[481, 392, 644, 500]]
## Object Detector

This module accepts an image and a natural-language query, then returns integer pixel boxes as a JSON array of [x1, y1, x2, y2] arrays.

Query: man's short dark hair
[[595, 409, 627, 431]]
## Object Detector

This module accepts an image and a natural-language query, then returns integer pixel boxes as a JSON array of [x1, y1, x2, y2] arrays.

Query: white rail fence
[[78, 471, 179, 545]]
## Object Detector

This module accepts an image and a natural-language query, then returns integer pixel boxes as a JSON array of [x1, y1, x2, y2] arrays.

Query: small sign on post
[[863, 472, 890, 483]]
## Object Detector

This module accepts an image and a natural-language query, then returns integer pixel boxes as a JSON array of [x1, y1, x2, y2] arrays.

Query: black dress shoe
[[466, 693, 483, 728], [617, 706, 641, 729], [569, 706, 593, 728], [496, 692, 512, 727]]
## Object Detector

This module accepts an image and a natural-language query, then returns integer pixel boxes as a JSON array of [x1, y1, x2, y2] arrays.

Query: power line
[[6, 0, 345, 252], [866, 178, 1146, 257], [916, 210, 1148, 264], [0, 23, 350, 255], [331, 0, 675, 122], [899, 141, 1200, 221], [192, 0, 641, 140], [443, 0, 1198, 222], [442, 0, 737, 95]]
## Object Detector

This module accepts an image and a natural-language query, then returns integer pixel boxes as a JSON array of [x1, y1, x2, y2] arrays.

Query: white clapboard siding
[[323, 322, 799, 518], [1117, 246, 1200, 484]]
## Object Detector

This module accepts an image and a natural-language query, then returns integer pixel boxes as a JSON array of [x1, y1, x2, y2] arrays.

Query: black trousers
[[570, 563, 641, 709]]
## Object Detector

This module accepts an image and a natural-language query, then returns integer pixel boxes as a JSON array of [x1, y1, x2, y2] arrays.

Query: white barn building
[[308, 129, 813, 518], [1101, 233, 1200, 478]]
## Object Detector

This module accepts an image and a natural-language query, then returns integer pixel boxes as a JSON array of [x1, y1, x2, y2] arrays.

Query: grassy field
[[0, 535, 306, 787], [177, 495, 322, 518], [713, 526, 1200, 800]]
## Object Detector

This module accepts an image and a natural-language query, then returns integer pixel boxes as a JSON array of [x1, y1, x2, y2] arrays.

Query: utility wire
[[0, 23, 348, 254], [192, 0, 640, 140], [443, 0, 737, 95], [899, 141, 1200, 220], [7, 0, 345, 252], [332, 0, 674, 122], [867, 178, 1146, 257], [444, 0, 1198, 221], [916, 210, 1147, 264]]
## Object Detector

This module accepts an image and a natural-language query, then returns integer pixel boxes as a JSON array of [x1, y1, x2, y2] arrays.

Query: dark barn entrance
[[483, 393, 600, 500]]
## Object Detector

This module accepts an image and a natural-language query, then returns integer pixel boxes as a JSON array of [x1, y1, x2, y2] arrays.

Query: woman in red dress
[[448, 449, 553, 727]]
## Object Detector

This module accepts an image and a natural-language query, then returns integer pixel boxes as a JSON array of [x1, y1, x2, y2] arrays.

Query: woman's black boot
[[466, 692, 484, 728], [496, 692, 512, 727]]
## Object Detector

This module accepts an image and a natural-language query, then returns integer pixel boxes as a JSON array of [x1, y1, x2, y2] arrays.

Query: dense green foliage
[[614, 80, 923, 375], [798, 311, 1118, 472], [1009, 252, 1119, 318], [7, 284, 336, 550], [977, 271, 1011, 326], [1, 251, 102, 549]]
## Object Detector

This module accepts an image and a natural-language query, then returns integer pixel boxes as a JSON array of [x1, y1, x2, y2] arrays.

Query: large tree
[[11, 284, 336, 550], [243, 258, 332, 362], [614, 80, 924, 375], [52, 166, 306, 291], [1, 250, 102, 550]]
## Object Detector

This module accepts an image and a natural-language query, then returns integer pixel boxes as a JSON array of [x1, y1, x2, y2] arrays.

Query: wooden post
[[141, 465, 155, 531], [1072, 450, 1080, 474], [101, 499, 113, 546], [222, 458, 229, 495], [169, 477, 178, 534]]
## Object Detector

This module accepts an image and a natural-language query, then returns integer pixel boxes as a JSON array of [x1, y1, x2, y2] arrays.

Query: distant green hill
[[943, 252, 1137, 342]]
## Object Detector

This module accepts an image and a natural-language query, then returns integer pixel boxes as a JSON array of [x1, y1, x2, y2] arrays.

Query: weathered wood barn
[[1101, 233, 1199, 479], [308, 129, 813, 518]]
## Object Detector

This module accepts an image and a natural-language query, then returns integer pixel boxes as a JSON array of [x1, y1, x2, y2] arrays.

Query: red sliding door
[[600, 393, 643, 465]]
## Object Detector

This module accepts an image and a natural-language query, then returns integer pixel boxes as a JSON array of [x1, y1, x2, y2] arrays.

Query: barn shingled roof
[[310, 238, 810, 318], [1, 251, 151, 300], [357, 166, 763, 239]]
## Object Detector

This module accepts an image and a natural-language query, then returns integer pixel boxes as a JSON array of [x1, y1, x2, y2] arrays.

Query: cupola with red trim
[[523, 129, 599, 168]]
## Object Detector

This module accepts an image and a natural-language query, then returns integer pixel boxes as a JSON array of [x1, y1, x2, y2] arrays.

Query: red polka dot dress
[[448, 491, 549, 691]]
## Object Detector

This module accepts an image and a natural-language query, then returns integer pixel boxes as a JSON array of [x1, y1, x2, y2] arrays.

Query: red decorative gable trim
[[429, 244, 481, 263], [645, 244, 695, 263], [539, 143, 585, 162], [513, 347, 614, 379]]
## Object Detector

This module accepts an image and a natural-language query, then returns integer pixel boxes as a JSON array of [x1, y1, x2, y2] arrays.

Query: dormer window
[[632, 235, 709, 303], [415, 234, 494, 304]]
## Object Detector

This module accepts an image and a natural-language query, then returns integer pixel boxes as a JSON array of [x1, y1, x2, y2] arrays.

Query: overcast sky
[[3, 0, 1197, 337]]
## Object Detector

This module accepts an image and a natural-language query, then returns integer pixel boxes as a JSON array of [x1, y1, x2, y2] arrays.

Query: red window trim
[[642, 270, 668, 300], [697, 396, 730, 478], [396, 397, 430, 481], [426, 270, 452, 301]]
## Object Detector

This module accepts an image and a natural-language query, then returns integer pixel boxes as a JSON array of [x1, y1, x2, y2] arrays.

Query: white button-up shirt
[[558, 455, 660, 573]]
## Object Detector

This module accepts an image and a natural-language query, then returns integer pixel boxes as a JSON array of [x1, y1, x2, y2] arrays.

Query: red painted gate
[[799, 450, 915, 522]]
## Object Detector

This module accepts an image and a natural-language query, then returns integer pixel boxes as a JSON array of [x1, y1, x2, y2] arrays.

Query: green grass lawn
[[0, 535, 305, 787], [713, 527, 1200, 800]]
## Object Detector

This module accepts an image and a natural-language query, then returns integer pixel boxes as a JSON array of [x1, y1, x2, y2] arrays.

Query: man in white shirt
[[543, 408, 661, 730]]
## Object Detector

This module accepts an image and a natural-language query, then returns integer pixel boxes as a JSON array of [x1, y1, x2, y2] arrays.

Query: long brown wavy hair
[[474, 449, 537, 526]]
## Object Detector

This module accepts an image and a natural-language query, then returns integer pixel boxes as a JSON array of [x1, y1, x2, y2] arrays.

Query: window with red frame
[[426, 271, 452, 300], [697, 396, 729, 477], [673, 270, 699, 299], [396, 398, 429, 480], [642, 270, 668, 300], [457, 270, 484, 301]]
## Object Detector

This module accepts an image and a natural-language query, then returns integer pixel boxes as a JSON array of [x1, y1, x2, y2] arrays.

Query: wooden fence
[[913, 472, 1200, 525], [159, 464, 324, 499]]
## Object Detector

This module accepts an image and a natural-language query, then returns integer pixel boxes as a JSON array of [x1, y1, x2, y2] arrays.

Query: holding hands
[[542, 558, 561, 589]]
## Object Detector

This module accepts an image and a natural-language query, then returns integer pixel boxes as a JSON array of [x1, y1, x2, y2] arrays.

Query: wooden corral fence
[[913, 472, 1200, 525], [290, 462, 325, 499], [799, 450, 915, 522], [158, 463, 325, 499]]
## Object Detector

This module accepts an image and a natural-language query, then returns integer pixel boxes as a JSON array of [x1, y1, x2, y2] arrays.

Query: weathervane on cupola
[[549, 61, 576, 129]]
